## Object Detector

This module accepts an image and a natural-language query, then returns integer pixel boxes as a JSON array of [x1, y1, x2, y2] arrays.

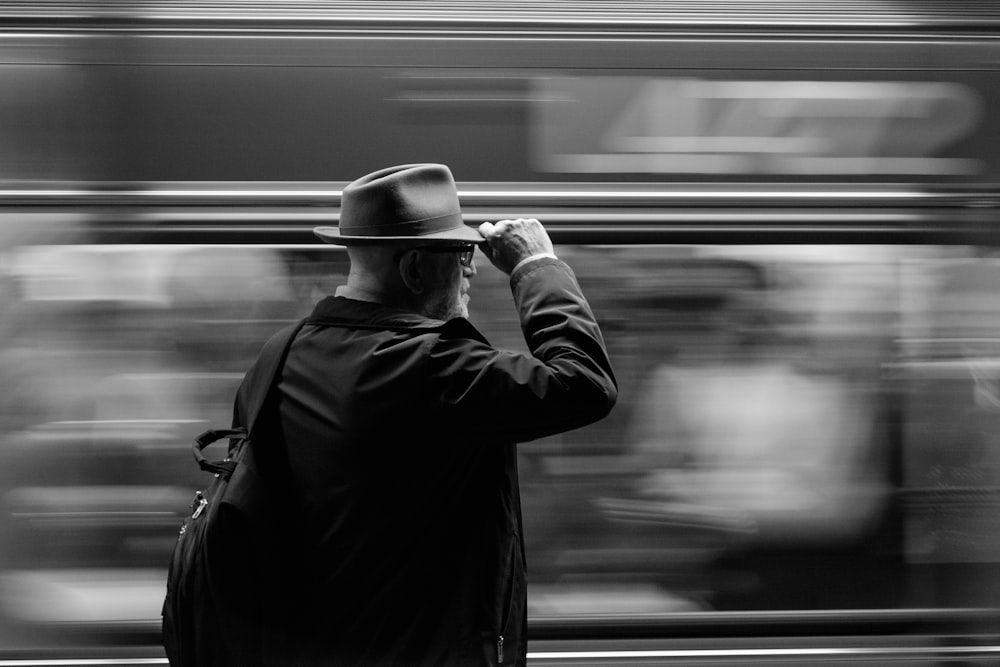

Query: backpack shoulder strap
[[196, 319, 309, 477], [239, 318, 310, 436]]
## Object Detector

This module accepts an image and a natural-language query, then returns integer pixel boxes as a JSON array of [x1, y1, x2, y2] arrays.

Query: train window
[[0, 241, 996, 637]]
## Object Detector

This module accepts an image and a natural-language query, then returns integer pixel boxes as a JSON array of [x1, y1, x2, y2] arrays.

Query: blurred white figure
[[619, 257, 893, 608], [633, 357, 883, 544]]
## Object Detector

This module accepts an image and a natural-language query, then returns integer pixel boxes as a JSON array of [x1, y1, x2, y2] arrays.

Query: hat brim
[[314, 224, 484, 246]]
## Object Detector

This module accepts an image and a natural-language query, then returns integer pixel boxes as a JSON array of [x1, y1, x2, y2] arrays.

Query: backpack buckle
[[191, 491, 208, 519]]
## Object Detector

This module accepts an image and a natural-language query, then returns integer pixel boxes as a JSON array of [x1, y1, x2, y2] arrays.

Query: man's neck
[[334, 284, 386, 304]]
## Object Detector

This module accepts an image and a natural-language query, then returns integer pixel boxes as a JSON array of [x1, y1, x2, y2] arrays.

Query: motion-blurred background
[[0, 2, 998, 663]]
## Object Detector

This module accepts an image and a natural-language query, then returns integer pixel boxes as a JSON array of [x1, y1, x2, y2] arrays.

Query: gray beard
[[422, 292, 466, 320]]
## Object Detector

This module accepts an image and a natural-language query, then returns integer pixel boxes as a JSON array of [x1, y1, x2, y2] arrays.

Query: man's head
[[315, 164, 480, 319], [341, 242, 475, 320]]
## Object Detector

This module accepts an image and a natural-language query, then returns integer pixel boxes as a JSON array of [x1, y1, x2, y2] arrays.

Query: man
[[236, 163, 617, 665]]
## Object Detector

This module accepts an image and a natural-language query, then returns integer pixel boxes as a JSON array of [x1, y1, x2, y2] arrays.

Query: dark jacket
[[236, 257, 616, 666]]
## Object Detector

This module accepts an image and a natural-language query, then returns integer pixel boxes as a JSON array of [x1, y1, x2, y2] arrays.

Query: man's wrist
[[511, 252, 558, 275]]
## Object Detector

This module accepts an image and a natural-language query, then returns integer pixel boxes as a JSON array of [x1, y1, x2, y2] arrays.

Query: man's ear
[[397, 249, 425, 295]]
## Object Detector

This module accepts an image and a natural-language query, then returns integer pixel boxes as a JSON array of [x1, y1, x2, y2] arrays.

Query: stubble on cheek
[[422, 256, 471, 320], [423, 282, 466, 320]]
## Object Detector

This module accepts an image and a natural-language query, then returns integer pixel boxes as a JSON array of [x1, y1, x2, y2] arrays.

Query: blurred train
[[0, 1, 999, 664]]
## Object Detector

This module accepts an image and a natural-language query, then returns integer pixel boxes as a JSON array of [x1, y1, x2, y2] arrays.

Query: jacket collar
[[308, 295, 489, 343], [308, 295, 448, 330]]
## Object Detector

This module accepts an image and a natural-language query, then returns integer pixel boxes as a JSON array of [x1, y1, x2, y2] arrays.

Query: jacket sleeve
[[427, 257, 618, 442]]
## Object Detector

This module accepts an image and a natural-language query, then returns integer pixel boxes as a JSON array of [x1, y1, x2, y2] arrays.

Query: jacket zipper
[[496, 535, 518, 665]]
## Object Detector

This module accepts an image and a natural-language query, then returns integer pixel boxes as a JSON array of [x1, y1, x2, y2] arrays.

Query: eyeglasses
[[415, 244, 476, 268]]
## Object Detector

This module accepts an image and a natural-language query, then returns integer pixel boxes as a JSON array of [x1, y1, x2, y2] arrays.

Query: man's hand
[[477, 218, 555, 276]]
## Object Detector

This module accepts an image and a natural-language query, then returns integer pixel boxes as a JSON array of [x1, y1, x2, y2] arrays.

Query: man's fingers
[[477, 222, 496, 261]]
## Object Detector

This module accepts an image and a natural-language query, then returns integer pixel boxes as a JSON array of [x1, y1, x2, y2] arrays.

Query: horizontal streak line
[[3, 645, 1000, 665], [528, 645, 1000, 660], [0, 189, 954, 199], [0, 661, 168, 666]]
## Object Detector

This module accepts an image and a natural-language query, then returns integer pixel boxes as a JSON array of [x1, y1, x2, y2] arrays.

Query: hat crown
[[344, 163, 458, 226], [330, 164, 454, 238], [314, 163, 482, 245]]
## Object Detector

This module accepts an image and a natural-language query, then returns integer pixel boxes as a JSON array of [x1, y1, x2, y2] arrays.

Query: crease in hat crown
[[314, 163, 483, 245]]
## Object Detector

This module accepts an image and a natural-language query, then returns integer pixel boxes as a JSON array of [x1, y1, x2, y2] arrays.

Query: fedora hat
[[314, 163, 483, 245]]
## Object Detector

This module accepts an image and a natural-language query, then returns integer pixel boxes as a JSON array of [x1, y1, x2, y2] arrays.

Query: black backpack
[[162, 319, 307, 666]]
